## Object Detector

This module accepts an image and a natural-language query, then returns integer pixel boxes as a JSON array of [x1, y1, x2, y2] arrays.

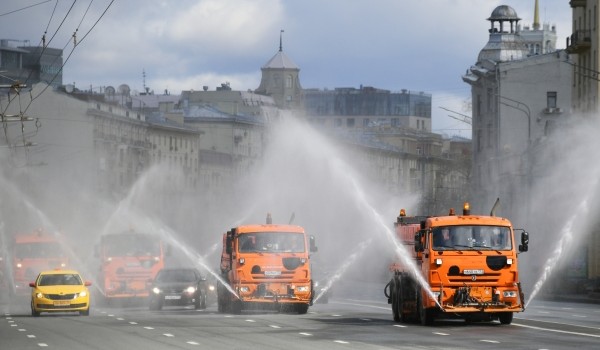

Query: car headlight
[[186, 286, 196, 294], [152, 287, 161, 294], [79, 291, 88, 297], [208, 285, 215, 291], [296, 286, 310, 292], [36, 292, 44, 298]]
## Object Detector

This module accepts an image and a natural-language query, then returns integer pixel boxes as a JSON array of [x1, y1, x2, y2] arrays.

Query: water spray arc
[[526, 197, 590, 307], [313, 238, 372, 303]]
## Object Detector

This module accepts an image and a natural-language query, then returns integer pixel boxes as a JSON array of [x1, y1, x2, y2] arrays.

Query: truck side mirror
[[414, 231, 424, 252], [225, 236, 232, 255], [309, 235, 318, 253], [519, 231, 529, 252]]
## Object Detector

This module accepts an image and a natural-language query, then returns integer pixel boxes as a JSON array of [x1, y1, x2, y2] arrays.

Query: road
[[1, 293, 599, 350]]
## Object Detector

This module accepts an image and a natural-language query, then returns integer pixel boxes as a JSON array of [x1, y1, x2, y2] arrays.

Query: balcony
[[566, 30, 591, 54], [570, 0, 586, 8]]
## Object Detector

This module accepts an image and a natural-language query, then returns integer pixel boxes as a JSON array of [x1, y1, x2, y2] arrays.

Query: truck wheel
[[391, 279, 400, 322], [498, 312, 513, 325], [231, 300, 242, 314], [418, 293, 434, 326], [296, 303, 309, 314]]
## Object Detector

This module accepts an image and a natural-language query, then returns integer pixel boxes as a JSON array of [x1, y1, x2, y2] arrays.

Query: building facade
[[0, 39, 63, 88]]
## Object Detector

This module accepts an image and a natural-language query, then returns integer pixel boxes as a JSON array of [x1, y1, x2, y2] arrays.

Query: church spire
[[279, 29, 284, 52], [533, 0, 540, 30]]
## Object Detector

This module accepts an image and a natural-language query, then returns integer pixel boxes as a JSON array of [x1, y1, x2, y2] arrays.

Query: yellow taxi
[[29, 269, 91, 316]]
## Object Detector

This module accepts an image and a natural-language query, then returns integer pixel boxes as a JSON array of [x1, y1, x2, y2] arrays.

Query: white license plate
[[54, 300, 70, 306], [264, 270, 281, 276], [463, 269, 484, 275], [165, 295, 181, 300]]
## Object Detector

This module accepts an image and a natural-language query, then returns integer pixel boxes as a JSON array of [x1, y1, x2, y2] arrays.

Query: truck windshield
[[238, 232, 305, 253], [15, 242, 65, 259], [103, 234, 161, 257], [431, 226, 512, 251]]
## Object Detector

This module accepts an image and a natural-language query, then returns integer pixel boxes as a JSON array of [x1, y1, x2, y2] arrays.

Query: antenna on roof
[[143, 68, 147, 93], [279, 29, 284, 52]]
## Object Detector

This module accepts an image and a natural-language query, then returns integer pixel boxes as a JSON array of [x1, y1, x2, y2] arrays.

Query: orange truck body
[[385, 205, 529, 325], [11, 229, 69, 295], [218, 216, 317, 314], [96, 232, 166, 300]]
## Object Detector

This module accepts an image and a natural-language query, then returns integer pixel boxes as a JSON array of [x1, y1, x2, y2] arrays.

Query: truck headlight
[[152, 287, 161, 294], [296, 286, 310, 292], [503, 291, 517, 298], [239, 286, 250, 293]]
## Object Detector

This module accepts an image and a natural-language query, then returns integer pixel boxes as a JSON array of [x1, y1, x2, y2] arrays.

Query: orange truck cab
[[218, 214, 318, 314], [384, 204, 529, 325], [12, 229, 68, 295], [96, 231, 166, 301]]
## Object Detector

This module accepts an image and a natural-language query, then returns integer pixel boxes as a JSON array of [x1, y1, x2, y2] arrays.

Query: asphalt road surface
[[1, 292, 599, 350]]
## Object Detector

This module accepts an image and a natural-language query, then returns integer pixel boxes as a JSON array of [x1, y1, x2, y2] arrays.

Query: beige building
[[567, 0, 600, 282]]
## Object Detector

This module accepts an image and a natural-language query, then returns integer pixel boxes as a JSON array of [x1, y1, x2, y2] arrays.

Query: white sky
[[1, 0, 572, 138]]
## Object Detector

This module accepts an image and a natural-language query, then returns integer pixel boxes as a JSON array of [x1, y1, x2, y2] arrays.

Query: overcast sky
[[1, 0, 572, 138]]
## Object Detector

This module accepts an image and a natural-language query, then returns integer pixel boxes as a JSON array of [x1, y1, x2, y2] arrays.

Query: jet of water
[[525, 197, 589, 307], [313, 238, 372, 303]]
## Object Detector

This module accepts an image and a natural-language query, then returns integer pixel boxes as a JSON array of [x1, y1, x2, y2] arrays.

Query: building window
[[363, 118, 370, 127], [334, 118, 342, 127], [286, 75, 293, 88], [391, 118, 399, 127], [547, 91, 557, 108], [346, 118, 355, 128]]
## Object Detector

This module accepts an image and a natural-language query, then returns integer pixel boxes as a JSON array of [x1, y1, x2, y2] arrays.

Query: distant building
[[0, 39, 63, 88], [255, 32, 303, 110], [518, 0, 557, 55], [302, 86, 432, 132]]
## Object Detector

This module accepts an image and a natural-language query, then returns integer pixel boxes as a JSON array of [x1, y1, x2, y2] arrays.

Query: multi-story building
[[462, 4, 571, 219], [0, 39, 63, 88], [567, 0, 600, 286], [303, 86, 431, 132], [518, 0, 558, 55]]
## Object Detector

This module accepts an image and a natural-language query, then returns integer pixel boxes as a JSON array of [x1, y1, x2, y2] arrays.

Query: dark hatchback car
[[149, 268, 208, 310]]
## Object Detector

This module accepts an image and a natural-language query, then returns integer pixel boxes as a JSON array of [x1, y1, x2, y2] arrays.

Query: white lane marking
[[8, 320, 14, 323], [513, 323, 600, 338], [514, 318, 600, 330], [10, 324, 17, 327], [360, 318, 371, 321], [433, 332, 449, 336], [187, 341, 199, 345], [481, 340, 500, 343], [299, 332, 312, 336], [108, 314, 115, 317], [6, 317, 12, 320], [269, 325, 281, 329], [38, 344, 48, 347], [18, 329, 26, 332], [27, 335, 36, 338], [245, 319, 255, 322], [129, 322, 138, 325], [116, 317, 124, 321], [163, 333, 174, 337], [144, 327, 154, 330], [332, 300, 390, 311], [572, 315, 587, 318], [334, 340, 349, 344], [331, 314, 342, 317], [538, 311, 549, 314], [224, 315, 233, 318], [561, 308, 573, 310], [393, 325, 407, 328]]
